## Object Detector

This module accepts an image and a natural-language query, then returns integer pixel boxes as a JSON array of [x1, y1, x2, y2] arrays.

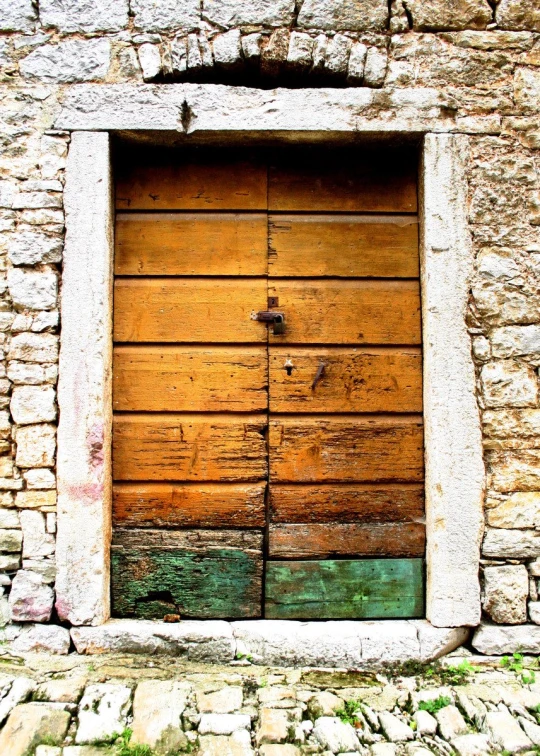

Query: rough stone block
[[529, 602, 540, 625], [36, 677, 87, 703], [312, 717, 360, 752], [200, 713, 251, 736], [324, 34, 352, 76], [0, 529, 22, 553], [242, 34, 262, 64], [483, 710, 532, 752], [483, 528, 540, 558], [132, 0, 200, 31], [213, 30, 242, 70], [0, 509, 19, 529], [435, 705, 468, 740], [287, 32, 314, 70], [9, 230, 62, 265], [491, 324, 540, 358], [347, 42, 367, 84], [483, 409, 540, 439], [451, 733, 491, 756], [76, 684, 131, 744], [261, 29, 290, 77], [363, 47, 388, 87], [486, 492, 540, 529], [490, 450, 540, 492], [70, 619, 235, 662], [0, 677, 35, 726], [198, 731, 253, 756], [15, 424, 56, 468], [0, 0, 36, 31], [204, 0, 295, 26], [9, 570, 54, 622], [20, 39, 111, 83], [138, 43, 162, 81], [472, 622, 540, 654], [131, 680, 190, 753], [403, 0, 492, 30], [298, 0, 388, 31], [256, 708, 290, 745], [198, 686, 243, 714], [514, 68, 540, 113], [7, 267, 57, 310], [39, 0, 129, 32], [497, 0, 540, 31], [23, 469, 56, 489], [480, 360, 539, 408], [0, 704, 70, 756], [171, 36, 187, 74], [379, 712, 414, 742], [11, 385, 56, 425], [20, 510, 55, 558], [10, 624, 70, 654]]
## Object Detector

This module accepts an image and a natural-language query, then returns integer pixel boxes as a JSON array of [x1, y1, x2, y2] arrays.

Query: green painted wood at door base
[[111, 536, 263, 619], [265, 558, 424, 620]]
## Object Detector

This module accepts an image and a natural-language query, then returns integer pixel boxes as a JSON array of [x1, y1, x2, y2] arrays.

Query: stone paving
[[0, 650, 540, 755]]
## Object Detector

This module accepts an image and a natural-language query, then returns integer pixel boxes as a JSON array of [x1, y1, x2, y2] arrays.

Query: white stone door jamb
[[54, 87, 485, 644]]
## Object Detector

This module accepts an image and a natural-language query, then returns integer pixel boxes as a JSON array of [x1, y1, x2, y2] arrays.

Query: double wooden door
[[111, 146, 425, 620]]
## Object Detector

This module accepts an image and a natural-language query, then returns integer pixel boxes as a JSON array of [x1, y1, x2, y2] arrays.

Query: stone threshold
[[69, 619, 469, 667]]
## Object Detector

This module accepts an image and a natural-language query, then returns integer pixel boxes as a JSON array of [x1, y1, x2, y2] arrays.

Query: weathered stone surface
[[37, 677, 86, 703], [138, 43, 161, 81], [200, 713, 251, 735], [20, 510, 55, 558], [435, 705, 468, 740], [312, 717, 361, 752], [0, 529, 22, 552], [0, 509, 19, 529], [0, 0, 36, 31], [132, 680, 190, 753], [519, 716, 540, 745], [198, 686, 243, 714], [213, 30, 242, 70], [8, 333, 59, 363], [347, 42, 368, 84], [413, 709, 437, 735], [364, 48, 388, 88], [484, 409, 540, 439], [379, 712, 414, 742], [529, 602, 540, 625], [10, 624, 70, 654], [11, 385, 56, 425], [9, 570, 54, 622], [483, 709, 532, 752], [39, 0, 129, 32], [287, 32, 314, 70], [259, 747, 300, 756], [71, 619, 235, 661], [15, 424, 56, 469], [203, 0, 295, 27], [403, 0, 492, 30], [514, 68, 540, 113], [8, 267, 57, 310], [256, 708, 290, 745], [20, 39, 111, 83], [16, 490, 56, 510], [307, 692, 344, 719], [451, 733, 491, 756], [0, 703, 70, 756], [132, 0, 200, 31], [491, 325, 540, 358], [483, 564, 529, 624], [483, 528, 540, 558], [199, 730, 254, 756], [0, 677, 35, 726], [9, 230, 62, 266], [473, 623, 540, 654], [76, 684, 131, 744], [480, 361, 538, 408], [298, 0, 387, 31], [486, 492, 540, 528], [496, 0, 540, 31], [324, 35, 352, 76]]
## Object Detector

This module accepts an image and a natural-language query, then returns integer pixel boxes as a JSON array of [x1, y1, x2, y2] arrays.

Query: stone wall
[[0, 0, 539, 653]]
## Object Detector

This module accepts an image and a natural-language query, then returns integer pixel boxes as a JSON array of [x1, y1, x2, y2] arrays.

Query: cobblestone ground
[[0, 651, 540, 755]]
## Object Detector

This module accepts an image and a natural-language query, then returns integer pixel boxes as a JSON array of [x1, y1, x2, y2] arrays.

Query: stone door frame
[[53, 84, 485, 636]]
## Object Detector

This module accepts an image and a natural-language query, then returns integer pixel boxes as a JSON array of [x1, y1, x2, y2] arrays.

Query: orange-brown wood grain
[[268, 280, 421, 345], [113, 414, 268, 482], [115, 213, 267, 276], [113, 278, 268, 343], [268, 522, 426, 558], [113, 482, 267, 527], [269, 215, 419, 278], [269, 347, 422, 413], [113, 346, 268, 412], [269, 416, 424, 483]]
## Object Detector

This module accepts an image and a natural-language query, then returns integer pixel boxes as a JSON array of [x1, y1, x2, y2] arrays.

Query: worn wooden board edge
[[265, 557, 424, 619]]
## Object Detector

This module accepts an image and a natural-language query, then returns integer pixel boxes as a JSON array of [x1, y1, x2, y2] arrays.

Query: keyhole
[[285, 365, 293, 376]]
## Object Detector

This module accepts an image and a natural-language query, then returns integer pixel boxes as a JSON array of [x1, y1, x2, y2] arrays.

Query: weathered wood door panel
[[111, 146, 425, 620]]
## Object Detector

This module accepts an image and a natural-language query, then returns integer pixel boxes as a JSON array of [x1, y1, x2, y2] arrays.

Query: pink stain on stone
[[87, 423, 105, 468]]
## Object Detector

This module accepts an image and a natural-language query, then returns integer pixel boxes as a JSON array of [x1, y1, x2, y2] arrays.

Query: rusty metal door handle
[[311, 362, 326, 390]]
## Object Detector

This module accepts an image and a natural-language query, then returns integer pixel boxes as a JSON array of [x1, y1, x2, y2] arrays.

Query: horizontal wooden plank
[[113, 482, 266, 527], [269, 347, 422, 413], [265, 558, 424, 619], [115, 213, 267, 276], [113, 414, 268, 481], [116, 156, 267, 210], [269, 416, 424, 482], [268, 523, 426, 558], [269, 215, 419, 278], [270, 483, 424, 523], [269, 151, 417, 212], [113, 278, 268, 343], [113, 346, 268, 412], [267, 280, 421, 345], [111, 529, 263, 619]]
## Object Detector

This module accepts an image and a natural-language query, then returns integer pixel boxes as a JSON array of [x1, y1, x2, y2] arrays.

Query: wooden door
[[111, 146, 425, 620]]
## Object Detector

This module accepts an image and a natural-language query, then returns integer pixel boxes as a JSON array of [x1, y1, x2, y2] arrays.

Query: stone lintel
[[421, 134, 485, 628], [70, 619, 468, 666], [54, 83, 501, 136], [55, 131, 113, 626]]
